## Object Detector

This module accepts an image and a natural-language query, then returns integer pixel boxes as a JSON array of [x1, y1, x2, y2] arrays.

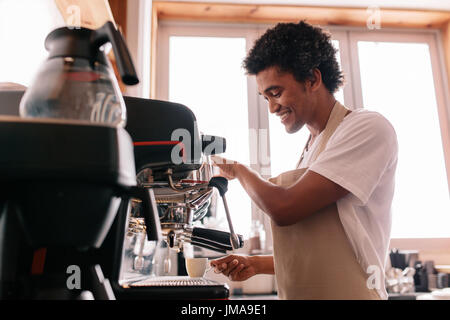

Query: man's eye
[[273, 92, 281, 98]]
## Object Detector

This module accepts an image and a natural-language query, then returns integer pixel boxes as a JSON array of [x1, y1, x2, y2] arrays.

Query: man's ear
[[307, 68, 322, 92]]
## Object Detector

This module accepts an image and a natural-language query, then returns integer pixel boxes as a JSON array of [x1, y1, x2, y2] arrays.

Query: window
[[157, 22, 450, 243], [0, 0, 64, 86], [351, 32, 450, 238]]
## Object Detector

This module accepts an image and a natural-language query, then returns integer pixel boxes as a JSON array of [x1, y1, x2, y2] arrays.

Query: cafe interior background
[[0, 0, 449, 299]]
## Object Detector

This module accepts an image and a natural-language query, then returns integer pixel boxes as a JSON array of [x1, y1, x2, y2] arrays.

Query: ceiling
[[160, 0, 450, 11]]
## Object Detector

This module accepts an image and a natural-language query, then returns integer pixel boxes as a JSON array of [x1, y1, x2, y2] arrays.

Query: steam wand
[[208, 177, 240, 250]]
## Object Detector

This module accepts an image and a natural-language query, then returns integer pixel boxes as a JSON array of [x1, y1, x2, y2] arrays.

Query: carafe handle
[[92, 21, 139, 85]]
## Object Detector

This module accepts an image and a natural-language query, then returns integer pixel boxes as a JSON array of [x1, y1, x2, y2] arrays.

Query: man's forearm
[[250, 255, 275, 275], [234, 164, 290, 225], [235, 164, 278, 212], [232, 162, 348, 226]]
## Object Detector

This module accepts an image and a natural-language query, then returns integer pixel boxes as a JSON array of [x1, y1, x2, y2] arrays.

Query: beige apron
[[269, 101, 380, 300]]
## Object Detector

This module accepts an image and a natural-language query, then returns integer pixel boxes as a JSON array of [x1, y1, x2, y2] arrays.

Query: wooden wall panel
[[54, 0, 128, 36], [54, 0, 116, 29], [108, 0, 127, 37], [153, 1, 450, 29]]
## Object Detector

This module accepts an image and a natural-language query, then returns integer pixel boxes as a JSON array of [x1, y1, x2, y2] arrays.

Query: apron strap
[[296, 100, 349, 168]]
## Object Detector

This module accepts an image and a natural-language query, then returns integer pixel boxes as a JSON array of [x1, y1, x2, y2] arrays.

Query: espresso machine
[[102, 96, 244, 299], [0, 21, 243, 299]]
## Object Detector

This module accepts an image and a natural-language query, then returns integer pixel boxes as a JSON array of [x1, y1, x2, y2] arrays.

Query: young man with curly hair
[[210, 21, 398, 300]]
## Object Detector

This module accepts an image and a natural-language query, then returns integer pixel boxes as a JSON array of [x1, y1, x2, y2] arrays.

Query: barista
[[210, 21, 398, 300]]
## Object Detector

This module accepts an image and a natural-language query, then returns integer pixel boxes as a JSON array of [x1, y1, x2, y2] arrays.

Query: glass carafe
[[19, 21, 138, 127], [20, 56, 126, 126]]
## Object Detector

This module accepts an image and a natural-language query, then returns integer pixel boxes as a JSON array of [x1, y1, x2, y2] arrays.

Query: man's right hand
[[210, 255, 257, 281], [210, 155, 242, 180]]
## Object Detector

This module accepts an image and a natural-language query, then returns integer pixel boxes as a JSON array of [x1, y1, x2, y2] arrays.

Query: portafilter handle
[[208, 177, 240, 250]]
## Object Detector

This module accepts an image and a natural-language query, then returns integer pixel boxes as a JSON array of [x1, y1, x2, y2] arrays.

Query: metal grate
[[129, 276, 219, 287]]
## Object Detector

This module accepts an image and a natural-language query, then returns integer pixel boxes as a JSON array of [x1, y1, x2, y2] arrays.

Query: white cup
[[185, 257, 212, 278]]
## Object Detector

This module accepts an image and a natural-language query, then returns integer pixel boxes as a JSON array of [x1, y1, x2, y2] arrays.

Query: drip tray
[[117, 276, 230, 299], [130, 276, 220, 287]]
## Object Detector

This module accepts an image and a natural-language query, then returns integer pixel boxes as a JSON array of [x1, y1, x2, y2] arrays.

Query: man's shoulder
[[340, 108, 396, 136], [344, 108, 389, 124], [331, 107, 398, 152]]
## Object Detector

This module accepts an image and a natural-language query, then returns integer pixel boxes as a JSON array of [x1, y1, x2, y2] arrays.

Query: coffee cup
[[185, 257, 212, 278]]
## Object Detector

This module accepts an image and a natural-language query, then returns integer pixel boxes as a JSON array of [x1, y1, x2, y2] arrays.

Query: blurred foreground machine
[[0, 116, 159, 299]]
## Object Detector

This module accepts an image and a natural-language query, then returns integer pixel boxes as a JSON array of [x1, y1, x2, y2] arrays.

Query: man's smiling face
[[256, 66, 315, 134]]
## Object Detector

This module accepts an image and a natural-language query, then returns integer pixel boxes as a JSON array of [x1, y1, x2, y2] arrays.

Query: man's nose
[[268, 100, 281, 114]]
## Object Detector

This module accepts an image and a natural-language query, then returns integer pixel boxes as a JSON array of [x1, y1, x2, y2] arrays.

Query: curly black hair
[[243, 21, 344, 94]]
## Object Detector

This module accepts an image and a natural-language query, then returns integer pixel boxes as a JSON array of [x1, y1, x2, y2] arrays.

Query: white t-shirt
[[300, 108, 398, 300]]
